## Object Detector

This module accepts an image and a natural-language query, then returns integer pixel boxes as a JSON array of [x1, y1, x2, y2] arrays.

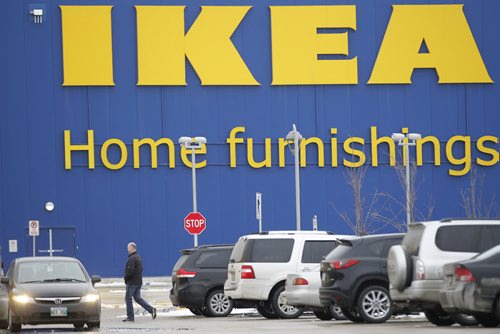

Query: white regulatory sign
[[256, 192, 262, 220], [9, 240, 18, 253], [29, 220, 40, 236]]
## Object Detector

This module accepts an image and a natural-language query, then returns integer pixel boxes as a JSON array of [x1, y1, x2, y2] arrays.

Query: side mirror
[[1, 276, 10, 286], [91, 276, 102, 285]]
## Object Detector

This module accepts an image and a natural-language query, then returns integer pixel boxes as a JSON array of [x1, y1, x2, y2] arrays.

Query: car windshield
[[17, 261, 87, 283]]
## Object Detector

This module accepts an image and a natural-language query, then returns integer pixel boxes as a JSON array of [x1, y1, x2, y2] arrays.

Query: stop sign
[[184, 212, 207, 235]]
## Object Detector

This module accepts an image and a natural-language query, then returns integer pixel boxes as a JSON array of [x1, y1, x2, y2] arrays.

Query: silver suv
[[388, 219, 500, 326]]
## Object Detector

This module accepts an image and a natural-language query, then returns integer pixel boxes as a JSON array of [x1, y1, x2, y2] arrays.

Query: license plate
[[50, 307, 68, 317]]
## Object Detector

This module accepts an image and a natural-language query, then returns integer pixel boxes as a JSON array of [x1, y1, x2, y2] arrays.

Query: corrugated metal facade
[[0, 0, 499, 276]]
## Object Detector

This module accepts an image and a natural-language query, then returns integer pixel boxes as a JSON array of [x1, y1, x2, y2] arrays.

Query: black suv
[[319, 233, 404, 323], [170, 244, 236, 317]]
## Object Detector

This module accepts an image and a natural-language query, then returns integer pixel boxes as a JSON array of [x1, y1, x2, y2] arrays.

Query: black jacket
[[124, 251, 143, 286]]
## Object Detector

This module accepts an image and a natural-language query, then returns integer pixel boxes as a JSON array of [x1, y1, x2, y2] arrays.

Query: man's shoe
[[122, 318, 135, 322], [152, 308, 157, 320]]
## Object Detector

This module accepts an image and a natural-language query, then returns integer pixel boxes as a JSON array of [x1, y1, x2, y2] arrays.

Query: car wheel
[[451, 313, 478, 326], [330, 305, 346, 320], [256, 301, 279, 319], [496, 296, 500, 322], [387, 245, 412, 292], [8, 308, 21, 333], [87, 321, 100, 330], [188, 308, 202, 316], [473, 313, 500, 327], [270, 285, 304, 319], [357, 285, 393, 323], [424, 308, 456, 326], [340, 307, 364, 323], [313, 309, 333, 321], [200, 307, 214, 317], [205, 289, 233, 317], [73, 322, 85, 329]]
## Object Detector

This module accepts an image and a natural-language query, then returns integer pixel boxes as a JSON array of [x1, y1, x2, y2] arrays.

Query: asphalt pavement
[[4, 277, 499, 333]]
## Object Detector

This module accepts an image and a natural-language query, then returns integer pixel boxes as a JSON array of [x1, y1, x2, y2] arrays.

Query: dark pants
[[125, 284, 153, 320]]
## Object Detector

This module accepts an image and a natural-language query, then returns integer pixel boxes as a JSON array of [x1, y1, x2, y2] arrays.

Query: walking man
[[123, 242, 157, 322]]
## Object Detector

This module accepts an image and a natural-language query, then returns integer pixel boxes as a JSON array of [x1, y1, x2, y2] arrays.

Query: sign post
[[29, 220, 40, 257], [256, 192, 262, 233]]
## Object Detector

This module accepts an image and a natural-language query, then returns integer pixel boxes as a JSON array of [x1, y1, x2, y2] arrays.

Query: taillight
[[241, 265, 255, 279], [176, 268, 197, 278], [416, 259, 425, 280], [293, 278, 309, 286], [455, 266, 475, 282], [329, 259, 360, 270]]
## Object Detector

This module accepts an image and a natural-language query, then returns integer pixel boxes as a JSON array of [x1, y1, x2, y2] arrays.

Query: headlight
[[12, 294, 34, 304], [81, 293, 100, 303]]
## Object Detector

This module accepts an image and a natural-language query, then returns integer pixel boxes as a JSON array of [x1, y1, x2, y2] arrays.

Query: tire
[[200, 307, 213, 317], [340, 307, 364, 323], [313, 305, 345, 321], [451, 313, 478, 326], [424, 308, 456, 326], [496, 296, 500, 321], [256, 301, 279, 319], [270, 285, 304, 319], [87, 321, 100, 330], [0, 317, 7, 330], [188, 307, 202, 316], [313, 309, 333, 321], [387, 245, 412, 292], [473, 313, 499, 327], [8, 308, 21, 333], [73, 322, 85, 329], [357, 285, 393, 323], [204, 289, 233, 317]]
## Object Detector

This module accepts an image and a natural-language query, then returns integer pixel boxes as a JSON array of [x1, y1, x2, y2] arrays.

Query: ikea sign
[[60, 4, 493, 86]]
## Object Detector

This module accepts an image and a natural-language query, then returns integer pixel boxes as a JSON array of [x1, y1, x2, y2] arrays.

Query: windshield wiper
[[20, 280, 44, 284], [43, 278, 86, 283]]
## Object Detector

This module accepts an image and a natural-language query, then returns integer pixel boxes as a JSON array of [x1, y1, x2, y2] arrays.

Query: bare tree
[[460, 166, 499, 218]]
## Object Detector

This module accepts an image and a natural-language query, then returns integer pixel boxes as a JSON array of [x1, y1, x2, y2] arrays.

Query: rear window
[[402, 225, 425, 256], [230, 238, 247, 263], [173, 254, 189, 272], [194, 250, 232, 268], [244, 239, 294, 263], [325, 243, 354, 261], [301, 241, 338, 263], [435, 225, 500, 253]]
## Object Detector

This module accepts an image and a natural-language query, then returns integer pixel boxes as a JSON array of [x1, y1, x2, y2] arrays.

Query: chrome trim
[[34, 297, 81, 303]]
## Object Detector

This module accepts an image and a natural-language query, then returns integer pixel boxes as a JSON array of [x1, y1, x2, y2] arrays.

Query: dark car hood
[[15, 282, 93, 297]]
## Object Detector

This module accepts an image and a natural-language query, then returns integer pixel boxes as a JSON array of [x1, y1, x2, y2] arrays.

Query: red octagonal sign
[[184, 212, 206, 235]]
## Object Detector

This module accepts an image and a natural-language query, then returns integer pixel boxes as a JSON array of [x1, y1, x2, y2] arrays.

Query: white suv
[[224, 231, 351, 319], [388, 219, 500, 326]]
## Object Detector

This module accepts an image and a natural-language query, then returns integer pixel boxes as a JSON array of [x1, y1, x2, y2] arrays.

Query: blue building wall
[[0, 0, 499, 276]]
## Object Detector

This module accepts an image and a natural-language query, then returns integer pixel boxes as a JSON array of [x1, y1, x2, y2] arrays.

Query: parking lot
[[6, 277, 499, 334]]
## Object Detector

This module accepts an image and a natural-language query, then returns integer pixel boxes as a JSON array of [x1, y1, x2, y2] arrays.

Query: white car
[[284, 269, 345, 320], [224, 231, 352, 319]]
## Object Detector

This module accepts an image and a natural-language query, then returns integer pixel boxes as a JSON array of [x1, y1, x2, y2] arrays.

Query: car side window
[[195, 250, 232, 268], [247, 239, 294, 263], [479, 226, 500, 252], [301, 241, 338, 263], [366, 240, 387, 257], [382, 238, 402, 257], [435, 226, 483, 252]]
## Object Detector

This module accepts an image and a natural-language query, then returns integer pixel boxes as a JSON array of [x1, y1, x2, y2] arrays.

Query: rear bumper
[[169, 285, 206, 308], [11, 301, 100, 325], [284, 288, 321, 308], [390, 280, 443, 310], [319, 287, 354, 308], [224, 282, 269, 301], [440, 284, 493, 314]]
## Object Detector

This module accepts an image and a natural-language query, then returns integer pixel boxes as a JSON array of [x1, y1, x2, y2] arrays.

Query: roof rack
[[440, 218, 499, 223], [249, 230, 336, 235]]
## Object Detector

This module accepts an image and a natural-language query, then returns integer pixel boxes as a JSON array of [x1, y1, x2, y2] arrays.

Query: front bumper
[[11, 300, 100, 325]]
